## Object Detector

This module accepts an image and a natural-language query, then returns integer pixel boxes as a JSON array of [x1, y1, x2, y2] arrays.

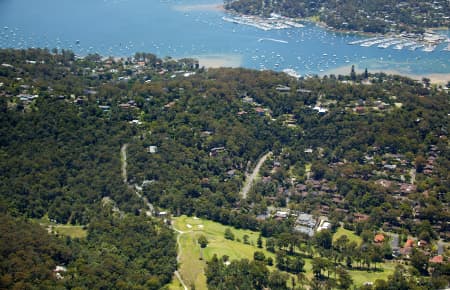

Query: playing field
[[170, 216, 396, 289]]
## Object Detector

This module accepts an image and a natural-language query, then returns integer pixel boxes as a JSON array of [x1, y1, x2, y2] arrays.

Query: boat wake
[[258, 38, 288, 44]]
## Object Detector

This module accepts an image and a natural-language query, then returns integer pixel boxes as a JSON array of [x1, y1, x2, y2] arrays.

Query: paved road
[[438, 239, 444, 255], [390, 233, 399, 249], [410, 168, 416, 184], [240, 152, 272, 199], [121, 144, 128, 183]]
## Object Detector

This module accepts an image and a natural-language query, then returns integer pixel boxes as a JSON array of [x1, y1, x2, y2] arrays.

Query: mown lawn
[[172, 215, 276, 289], [171, 216, 398, 289], [350, 262, 396, 286], [53, 225, 87, 239], [333, 226, 362, 245], [167, 275, 184, 290], [36, 216, 88, 239]]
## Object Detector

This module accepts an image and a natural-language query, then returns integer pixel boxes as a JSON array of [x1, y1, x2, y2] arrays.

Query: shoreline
[[222, 5, 450, 37], [172, 3, 224, 12], [322, 64, 450, 84], [193, 53, 243, 68]]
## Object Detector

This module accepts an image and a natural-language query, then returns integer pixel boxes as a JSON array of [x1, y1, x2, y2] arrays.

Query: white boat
[[409, 44, 424, 51], [348, 37, 380, 45], [283, 68, 301, 78], [422, 45, 437, 52]]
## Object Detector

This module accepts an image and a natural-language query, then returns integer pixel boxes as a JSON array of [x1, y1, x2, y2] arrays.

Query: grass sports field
[[170, 216, 396, 289]]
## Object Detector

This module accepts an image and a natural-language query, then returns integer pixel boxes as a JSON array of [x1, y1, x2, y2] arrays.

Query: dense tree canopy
[[0, 48, 448, 289]]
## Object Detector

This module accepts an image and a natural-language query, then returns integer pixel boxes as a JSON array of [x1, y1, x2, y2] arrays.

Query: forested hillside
[[0, 48, 448, 288]]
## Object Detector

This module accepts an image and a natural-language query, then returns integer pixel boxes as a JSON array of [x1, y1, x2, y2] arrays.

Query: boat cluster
[[349, 33, 449, 52], [222, 13, 304, 31]]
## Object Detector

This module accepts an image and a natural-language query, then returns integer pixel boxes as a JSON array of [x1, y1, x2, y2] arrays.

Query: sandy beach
[[323, 65, 450, 84], [195, 54, 243, 68], [172, 3, 224, 12]]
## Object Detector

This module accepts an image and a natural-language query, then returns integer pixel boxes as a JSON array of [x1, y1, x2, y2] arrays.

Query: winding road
[[121, 144, 154, 215], [121, 144, 128, 183], [121, 144, 186, 288], [240, 152, 272, 199], [121, 146, 272, 288]]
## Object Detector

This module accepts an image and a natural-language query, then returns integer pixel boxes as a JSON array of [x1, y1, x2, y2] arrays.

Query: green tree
[[243, 234, 250, 244], [311, 257, 328, 278], [314, 230, 333, 250], [268, 270, 289, 290], [257, 234, 263, 248], [350, 65, 356, 81], [198, 234, 208, 248], [253, 251, 266, 262], [411, 248, 429, 275], [266, 237, 276, 253], [224, 228, 235, 240], [336, 267, 353, 289]]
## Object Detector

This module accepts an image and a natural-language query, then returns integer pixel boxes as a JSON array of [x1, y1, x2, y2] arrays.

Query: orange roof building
[[374, 234, 385, 243], [404, 239, 414, 248], [429, 255, 444, 264]]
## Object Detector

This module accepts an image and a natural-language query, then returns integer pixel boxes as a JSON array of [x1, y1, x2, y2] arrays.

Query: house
[[276, 85, 291, 92], [353, 213, 369, 222], [429, 255, 443, 264], [313, 106, 328, 113], [129, 119, 142, 125], [226, 169, 236, 177], [294, 225, 315, 237], [98, 105, 110, 111], [404, 239, 415, 248], [317, 217, 331, 232], [295, 213, 317, 231], [164, 101, 176, 108], [119, 103, 132, 109], [158, 211, 168, 217], [399, 184, 416, 194], [418, 240, 428, 248], [374, 233, 385, 243], [147, 146, 157, 154], [355, 106, 365, 114], [384, 164, 397, 170], [210, 147, 225, 157], [275, 210, 289, 219], [53, 265, 67, 280], [375, 179, 393, 188], [254, 107, 266, 115]]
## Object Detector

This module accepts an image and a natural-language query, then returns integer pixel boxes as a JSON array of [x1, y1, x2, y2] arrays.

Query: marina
[[350, 32, 449, 53], [222, 13, 304, 31]]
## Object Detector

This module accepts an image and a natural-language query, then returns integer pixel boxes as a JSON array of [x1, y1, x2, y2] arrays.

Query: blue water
[[0, 0, 449, 76]]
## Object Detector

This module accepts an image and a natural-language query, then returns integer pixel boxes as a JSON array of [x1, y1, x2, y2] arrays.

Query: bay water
[[0, 0, 449, 77]]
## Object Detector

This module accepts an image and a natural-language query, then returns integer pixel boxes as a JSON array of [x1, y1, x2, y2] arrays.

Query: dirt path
[[240, 152, 272, 199], [173, 226, 189, 290]]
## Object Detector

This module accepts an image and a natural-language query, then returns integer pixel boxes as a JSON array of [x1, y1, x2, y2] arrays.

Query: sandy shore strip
[[172, 3, 224, 12], [322, 64, 450, 84], [194, 54, 243, 68]]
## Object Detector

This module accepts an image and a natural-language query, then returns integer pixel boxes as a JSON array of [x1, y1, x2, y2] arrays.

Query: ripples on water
[[0, 0, 448, 76]]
